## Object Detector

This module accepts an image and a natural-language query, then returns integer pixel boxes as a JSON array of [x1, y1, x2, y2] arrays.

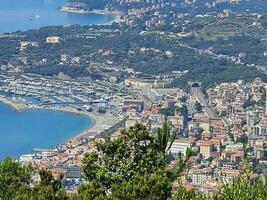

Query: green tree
[[80, 123, 194, 199], [217, 159, 267, 200], [0, 157, 67, 200], [172, 187, 210, 200], [155, 118, 176, 155], [170, 148, 192, 183], [31, 169, 67, 200], [81, 123, 165, 194], [109, 173, 172, 200], [72, 181, 106, 200], [237, 134, 248, 145], [195, 101, 203, 113], [3, 124, 267, 200], [178, 105, 188, 116], [0, 157, 32, 199]]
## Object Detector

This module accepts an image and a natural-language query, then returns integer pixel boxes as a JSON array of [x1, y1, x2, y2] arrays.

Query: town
[[1, 0, 267, 198], [7, 74, 265, 194]]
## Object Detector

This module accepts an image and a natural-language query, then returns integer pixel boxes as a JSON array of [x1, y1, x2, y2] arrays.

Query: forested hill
[[67, 0, 267, 13], [63, 0, 267, 88], [67, 0, 111, 11], [2, 0, 267, 88]]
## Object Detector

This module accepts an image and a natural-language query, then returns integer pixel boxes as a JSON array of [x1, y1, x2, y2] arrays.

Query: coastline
[[60, 6, 122, 24], [0, 95, 123, 142], [0, 95, 97, 139]]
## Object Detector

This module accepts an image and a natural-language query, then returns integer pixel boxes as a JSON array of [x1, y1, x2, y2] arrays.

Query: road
[[179, 42, 267, 75], [191, 87, 218, 119]]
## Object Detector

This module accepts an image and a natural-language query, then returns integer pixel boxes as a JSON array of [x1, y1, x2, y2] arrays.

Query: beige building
[[46, 36, 61, 44], [199, 141, 213, 158], [124, 78, 154, 89]]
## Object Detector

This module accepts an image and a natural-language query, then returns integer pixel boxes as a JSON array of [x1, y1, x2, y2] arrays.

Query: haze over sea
[[0, 103, 93, 159], [0, 0, 114, 33]]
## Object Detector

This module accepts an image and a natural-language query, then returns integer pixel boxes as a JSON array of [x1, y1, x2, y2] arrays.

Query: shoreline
[[0, 6, 121, 34], [60, 6, 122, 24], [0, 96, 98, 139]]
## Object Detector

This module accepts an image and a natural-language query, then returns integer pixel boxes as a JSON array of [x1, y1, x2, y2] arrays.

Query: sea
[[0, 0, 112, 159], [0, 0, 115, 33], [0, 103, 93, 159]]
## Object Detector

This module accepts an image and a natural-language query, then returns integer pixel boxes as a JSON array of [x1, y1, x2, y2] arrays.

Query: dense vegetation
[[2, 1, 267, 88], [70, 0, 267, 14], [0, 157, 67, 199], [2, 0, 267, 89], [1, 123, 267, 199], [2, 25, 264, 88], [68, 0, 157, 12]]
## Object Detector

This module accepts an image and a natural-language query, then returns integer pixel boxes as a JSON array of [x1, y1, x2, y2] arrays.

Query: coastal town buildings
[[1, 0, 267, 197], [2, 72, 267, 194]]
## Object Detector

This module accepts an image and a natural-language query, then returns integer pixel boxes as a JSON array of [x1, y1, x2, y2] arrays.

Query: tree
[[243, 97, 256, 109], [228, 132, 235, 141], [81, 123, 165, 195], [237, 134, 248, 145], [170, 148, 192, 183], [160, 107, 175, 116], [172, 187, 210, 200], [0, 158, 67, 200], [109, 173, 172, 200], [2, 126, 267, 200], [178, 105, 188, 116], [0, 157, 32, 200], [73, 181, 106, 200], [195, 101, 203, 113], [217, 159, 267, 200], [180, 96, 187, 103], [155, 118, 176, 156], [79, 123, 193, 199], [32, 169, 67, 200]]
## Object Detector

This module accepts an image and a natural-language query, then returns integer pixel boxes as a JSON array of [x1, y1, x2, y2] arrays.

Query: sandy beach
[[0, 95, 115, 140]]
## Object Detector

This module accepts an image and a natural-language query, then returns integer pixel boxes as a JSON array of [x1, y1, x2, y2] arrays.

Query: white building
[[19, 154, 35, 165], [225, 143, 243, 152], [192, 168, 213, 185], [169, 139, 193, 156]]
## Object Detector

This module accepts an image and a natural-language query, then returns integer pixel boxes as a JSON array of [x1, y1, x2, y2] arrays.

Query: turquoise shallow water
[[0, 103, 93, 159], [0, 0, 114, 33]]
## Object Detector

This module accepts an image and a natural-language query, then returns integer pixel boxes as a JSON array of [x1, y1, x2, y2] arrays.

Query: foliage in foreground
[[1, 123, 267, 199], [0, 157, 67, 200], [216, 159, 267, 200]]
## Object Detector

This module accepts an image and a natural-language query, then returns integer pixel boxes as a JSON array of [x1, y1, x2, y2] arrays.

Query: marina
[[0, 73, 125, 159]]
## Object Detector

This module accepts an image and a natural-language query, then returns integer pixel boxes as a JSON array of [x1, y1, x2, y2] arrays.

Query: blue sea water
[[0, 0, 114, 33], [0, 103, 93, 159]]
